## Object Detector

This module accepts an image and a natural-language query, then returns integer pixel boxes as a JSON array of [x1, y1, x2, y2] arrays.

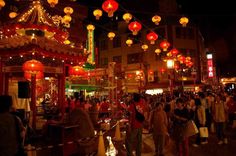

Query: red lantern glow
[[22, 59, 44, 74], [24, 71, 44, 81], [170, 48, 179, 56], [146, 32, 158, 44], [69, 66, 85, 77], [160, 40, 170, 51], [102, 0, 119, 17], [128, 21, 142, 35]]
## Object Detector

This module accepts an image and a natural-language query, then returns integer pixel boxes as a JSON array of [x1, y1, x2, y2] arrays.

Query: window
[[127, 53, 143, 64], [113, 36, 121, 48], [100, 39, 108, 50], [113, 56, 122, 64], [100, 57, 108, 67]]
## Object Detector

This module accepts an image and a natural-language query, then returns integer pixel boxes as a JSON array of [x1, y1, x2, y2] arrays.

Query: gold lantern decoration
[[123, 13, 132, 23], [152, 15, 161, 25], [47, 0, 58, 7], [64, 7, 73, 15], [93, 9, 103, 20], [141, 44, 148, 51], [87, 24, 95, 31], [126, 39, 133, 47], [179, 16, 189, 27], [155, 48, 161, 55], [9, 12, 18, 18], [63, 15, 72, 24], [107, 32, 115, 40], [64, 40, 71, 45], [0, 0, 5, 10]]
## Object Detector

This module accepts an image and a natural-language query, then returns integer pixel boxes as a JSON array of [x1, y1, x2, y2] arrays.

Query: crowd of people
[[1, 89, 236, 156]]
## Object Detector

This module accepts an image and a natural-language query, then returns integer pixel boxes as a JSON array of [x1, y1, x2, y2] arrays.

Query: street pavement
[[115, 127, 236, 156]]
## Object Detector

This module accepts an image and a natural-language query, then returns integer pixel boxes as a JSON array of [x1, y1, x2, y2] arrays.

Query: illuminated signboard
[[207, 54, 213, 78]]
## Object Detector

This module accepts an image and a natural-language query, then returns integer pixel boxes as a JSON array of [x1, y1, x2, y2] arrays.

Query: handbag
[[183, 120, 199, 137], [199, 127, 209, 138]]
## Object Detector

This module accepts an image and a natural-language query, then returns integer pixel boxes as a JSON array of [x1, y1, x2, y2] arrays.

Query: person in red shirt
[[125, 93, 145, 156], [99, 98, 110, 118]]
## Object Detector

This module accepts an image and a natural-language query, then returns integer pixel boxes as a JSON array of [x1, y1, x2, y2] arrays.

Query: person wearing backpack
[[125, 93, 145, 156]]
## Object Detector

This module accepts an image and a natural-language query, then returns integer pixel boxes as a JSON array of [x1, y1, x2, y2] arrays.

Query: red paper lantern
[[69, 66, 85, 77], [22, 59, 44, 74], [170, 48, 179, 56], [178, 56, 186, 64], [128, 21, 142, 35], [24, 71, 44, 81], [160, 40, 170, 51], [102, 0, 119, 17], [146, 32, 158, 44]]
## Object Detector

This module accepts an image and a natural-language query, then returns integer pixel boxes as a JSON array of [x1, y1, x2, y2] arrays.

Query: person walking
[[192, 98, 207, 147], [149, 102, 168, 156], [212, 94, 228, 145], [125, 93, 145, 156], [172, 98, 190, 156]]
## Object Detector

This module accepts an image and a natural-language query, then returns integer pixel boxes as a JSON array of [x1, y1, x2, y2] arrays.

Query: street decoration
[[102, 0, 119, 17]]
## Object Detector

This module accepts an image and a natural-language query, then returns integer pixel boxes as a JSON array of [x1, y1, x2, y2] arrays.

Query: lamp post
[[167, 59, 175, 95]]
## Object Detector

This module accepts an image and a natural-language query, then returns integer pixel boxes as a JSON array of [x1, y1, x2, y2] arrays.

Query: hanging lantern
[[126, 39, 133, 47], [107, 32, 115, 40], [102, 0, 119, 17], [128, 21, 142, 35], [179, 16, 189, 27], [47, 0, 58, 7], [0, 0, 5, 10], [93, 9, 103, 20], [69, 66, 85, 77], [155, 48, 161, 55], [123, 13, 132, 23], [160, 40, 170, 51], [64, 7, 74, 15], [22, 59, 44, 75], [24, 71, 44, 81], [187, 61, 193, 67], [9, 12, 18, 18], [87, 24, 95, 31], [170, 48, 179, 56], [146, 32, 158, 44], [64, 40, 71, 45], [152, 15, 161, 25], [179, 56, 186, 64], [63, 15, 72, 24], [166, 52, 172, 57], [141, 44, 148, 51], [185, 56, 191, 61]]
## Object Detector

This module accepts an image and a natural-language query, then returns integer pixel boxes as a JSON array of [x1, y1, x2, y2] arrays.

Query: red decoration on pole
[[102, 0, 119, 17], [22, 59, 44, 130], [146, 32, 158, 44], [24, 71, 44, 81], [128, 21, 142, 35], [160, 40, 170, 51]]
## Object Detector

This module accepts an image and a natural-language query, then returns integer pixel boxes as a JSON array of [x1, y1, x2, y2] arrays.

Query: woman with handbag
[[192, 98, 207, 147]]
